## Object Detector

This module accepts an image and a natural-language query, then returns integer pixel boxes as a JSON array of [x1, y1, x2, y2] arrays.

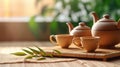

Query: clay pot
[[92, 31, 119, 48], [66, 22, 91, 37], [66, 22, 91, 47], [91, 12, 120, 48]]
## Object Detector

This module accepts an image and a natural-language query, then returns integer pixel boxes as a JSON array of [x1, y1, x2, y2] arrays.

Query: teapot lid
[[98, 14, 115, 22], [74, 22, 90, 30], [92, 14, 118, 31]]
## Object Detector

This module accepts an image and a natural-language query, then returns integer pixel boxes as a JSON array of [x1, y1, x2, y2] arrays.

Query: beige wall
[[0, 0, 53, 41], [0, 0, 54, 17], [0, 22, 50, 41], [0, 0, 36, 17]]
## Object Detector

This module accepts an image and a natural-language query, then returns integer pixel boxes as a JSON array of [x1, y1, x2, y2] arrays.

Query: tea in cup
[[50, 34, 73, 48], [80, 36, 100, 52]]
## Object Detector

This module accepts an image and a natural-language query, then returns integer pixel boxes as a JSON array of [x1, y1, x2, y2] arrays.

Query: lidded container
[[91, 12, 120, 48], [66, 22, 91, 37], [66, 22, 91, 47]]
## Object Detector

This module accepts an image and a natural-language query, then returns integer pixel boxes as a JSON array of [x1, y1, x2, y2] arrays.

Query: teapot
[[91, 12, 120, 48], [66, 22, 91, 47], [66, 22, 91, 37]]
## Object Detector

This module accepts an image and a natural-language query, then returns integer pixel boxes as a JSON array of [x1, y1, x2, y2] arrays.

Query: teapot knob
[[79, 22, 85, 26], [103, 14, 110, 19]]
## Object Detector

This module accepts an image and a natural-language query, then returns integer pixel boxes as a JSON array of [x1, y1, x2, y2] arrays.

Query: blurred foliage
[[29, 16, 40, 40], [29, 0, 120, 38], [29, 16, 49, 40], [39, 0, 120, 34]]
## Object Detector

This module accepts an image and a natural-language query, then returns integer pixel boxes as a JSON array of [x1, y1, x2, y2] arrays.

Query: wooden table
[[0, 42, 120, 67]]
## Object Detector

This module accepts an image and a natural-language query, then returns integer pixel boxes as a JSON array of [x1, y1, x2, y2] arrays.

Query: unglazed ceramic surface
[[80, 36, 100, 52], [66, 22, 91, 37], [91, 12, 120, 48], [92, 31, 120, 48], [50, 34, 73, 48], [66, 22, 91, 47]]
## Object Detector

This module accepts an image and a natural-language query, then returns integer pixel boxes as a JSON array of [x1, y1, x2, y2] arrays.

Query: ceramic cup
[[80, 36, 100, 52], [50, 34, 73, 48]]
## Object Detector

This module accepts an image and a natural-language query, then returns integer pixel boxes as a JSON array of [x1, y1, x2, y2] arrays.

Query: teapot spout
[[66, 22, 74, 34], [91, 12, 99, 24]]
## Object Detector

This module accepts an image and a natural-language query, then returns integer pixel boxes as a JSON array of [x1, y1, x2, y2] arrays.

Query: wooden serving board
[[43, 45, 120, 61]]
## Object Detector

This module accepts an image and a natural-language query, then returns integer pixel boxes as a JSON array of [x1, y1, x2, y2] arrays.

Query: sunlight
[[4, 0, 10, 17]]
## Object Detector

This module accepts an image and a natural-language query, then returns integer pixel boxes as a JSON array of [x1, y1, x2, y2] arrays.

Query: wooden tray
[[44, 45, 120, 61]]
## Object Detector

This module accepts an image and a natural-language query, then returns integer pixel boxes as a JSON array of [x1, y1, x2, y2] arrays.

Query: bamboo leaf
[[32, 55, 39, 57], [37, 57, 46, 60], [35, 46, 44, 52], [46, 54, 53, 57], [22, 49, 33, 55], [35, 46, 46, 56], [25, 55, 33, 59], [11, 52, 27, 56], [11, 47, 62, 60], [53, 50, 61, 54], [27, 47, 40, 54]]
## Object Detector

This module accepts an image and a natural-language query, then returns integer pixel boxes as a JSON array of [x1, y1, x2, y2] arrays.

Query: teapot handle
[[72, 37, 83, 49], [49, 35, 58, 45]]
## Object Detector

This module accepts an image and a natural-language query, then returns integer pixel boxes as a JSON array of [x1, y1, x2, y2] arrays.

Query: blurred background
[[0, 0, 120, 41]]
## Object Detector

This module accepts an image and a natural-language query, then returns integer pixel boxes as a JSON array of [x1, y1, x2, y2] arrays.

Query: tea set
[[50, 12, 120, 52]]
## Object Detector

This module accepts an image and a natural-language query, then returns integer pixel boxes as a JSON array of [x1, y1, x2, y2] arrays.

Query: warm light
[[0, 0, 54, 17], [4, 0, 10, 17]]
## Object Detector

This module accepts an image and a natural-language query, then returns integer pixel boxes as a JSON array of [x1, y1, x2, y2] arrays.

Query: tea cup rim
[[52, 34, 73, 36], [80, 36, 100, 39]]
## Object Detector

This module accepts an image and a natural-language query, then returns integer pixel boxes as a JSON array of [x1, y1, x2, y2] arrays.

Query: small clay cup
[[50, 34, 73, 48], [80, 36, 100, 52]]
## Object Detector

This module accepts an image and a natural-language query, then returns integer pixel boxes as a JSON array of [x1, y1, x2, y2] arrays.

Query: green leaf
[[28, 16, 40, 40], [27, 47, 40, 54], [118, 18, 120, 23], [35, 46, 46, 56], [32, 55, 39, 57], [46, 54, 53, 57], [53, 50, 61, 54], [50, 21, 59, 34], [70, 0, 80, 12], [37, 57, 46, 60], [25, 55, 33, 59], [11, 52, 27, 56], [22, 49, 33, 55], [41, 6, 47, 16]]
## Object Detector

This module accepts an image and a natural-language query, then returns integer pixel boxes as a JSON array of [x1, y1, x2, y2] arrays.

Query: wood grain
[[0, 42, 120, 67], [43, 46, 120, 61]]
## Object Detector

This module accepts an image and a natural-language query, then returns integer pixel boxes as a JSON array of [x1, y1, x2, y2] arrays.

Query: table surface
[[0, 41, 120, 67]]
